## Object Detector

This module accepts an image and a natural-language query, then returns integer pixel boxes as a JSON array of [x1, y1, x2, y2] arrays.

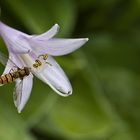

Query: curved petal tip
[[54, 23, 60, 32], [56, 88, 72, 97], [85, 38, 89, 41]]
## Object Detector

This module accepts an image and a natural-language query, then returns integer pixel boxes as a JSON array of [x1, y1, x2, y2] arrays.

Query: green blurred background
[[0, 0, 140, 140]]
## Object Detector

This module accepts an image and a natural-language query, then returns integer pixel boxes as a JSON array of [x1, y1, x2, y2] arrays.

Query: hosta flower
[[0, 21, 88, 113]]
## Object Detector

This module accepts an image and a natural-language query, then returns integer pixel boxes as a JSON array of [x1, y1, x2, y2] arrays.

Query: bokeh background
[[0, 0, 140, 140]]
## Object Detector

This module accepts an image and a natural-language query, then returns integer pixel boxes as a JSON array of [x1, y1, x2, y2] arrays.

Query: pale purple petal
[[33, 56, 72, 96], [29, 38, 88, 56], [13, 74, 33, 113], [0, 21, 31, 53], [31, 24, 59, 40], [2, 53, 24, 75]]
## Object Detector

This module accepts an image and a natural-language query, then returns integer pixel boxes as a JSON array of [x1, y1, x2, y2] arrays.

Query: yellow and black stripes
[[5, 74, 13, 83], [0, 67, 30, 85], [0, 74, 13, 85]]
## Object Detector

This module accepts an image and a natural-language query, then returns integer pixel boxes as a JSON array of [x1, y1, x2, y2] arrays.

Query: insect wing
[[0, 51, 20, 68], [0, 52, 21, 75], [0, 51, 8, 66]]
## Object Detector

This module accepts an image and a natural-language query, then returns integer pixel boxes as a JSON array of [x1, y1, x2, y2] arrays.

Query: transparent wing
[[0, 51, 8, 66], [0, 51, 22, 76], [0, 51, 18, 67]]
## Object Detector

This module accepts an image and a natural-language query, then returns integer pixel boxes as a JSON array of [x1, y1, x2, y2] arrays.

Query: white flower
[[0, 21, 88, 113]]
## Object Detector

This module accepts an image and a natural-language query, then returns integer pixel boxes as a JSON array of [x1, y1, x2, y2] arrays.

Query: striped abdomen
[[0, 73, 14, 85], [0, 67, 30, 85]]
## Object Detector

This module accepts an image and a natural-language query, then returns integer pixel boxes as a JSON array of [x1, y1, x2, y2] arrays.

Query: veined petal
[[13, 74, 33, 113], [33, 56, 72, 96], [29, 38, 88, 56], [0, 21, 31, 53], [31, 24, 59, 40]]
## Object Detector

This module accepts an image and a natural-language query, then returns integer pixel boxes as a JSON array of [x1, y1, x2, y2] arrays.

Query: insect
[[0, 51, 31, 86], [0, 67, 30, 85], [0, 51, 32, 109], [33, 54, 51, 68]]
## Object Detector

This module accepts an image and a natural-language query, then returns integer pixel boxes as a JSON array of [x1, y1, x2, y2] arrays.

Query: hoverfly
[[0, 51, 31, 85], [0, 51, 32, 110], [0, 67, 30, 85]]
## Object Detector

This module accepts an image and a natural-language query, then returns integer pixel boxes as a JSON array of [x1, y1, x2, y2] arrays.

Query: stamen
[[38, 54, 48, 60], [46, 61, 52, 66], [43, 54, 48, 60]]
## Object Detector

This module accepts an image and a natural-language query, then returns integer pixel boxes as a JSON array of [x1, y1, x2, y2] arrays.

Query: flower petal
[[29, 38, 88, 56], [13, 74, 33, 113], [2, 53, 25, 75], [0, 21, 31, 53], [33, 56, 72, 96], [31, 24, 59, 40]]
